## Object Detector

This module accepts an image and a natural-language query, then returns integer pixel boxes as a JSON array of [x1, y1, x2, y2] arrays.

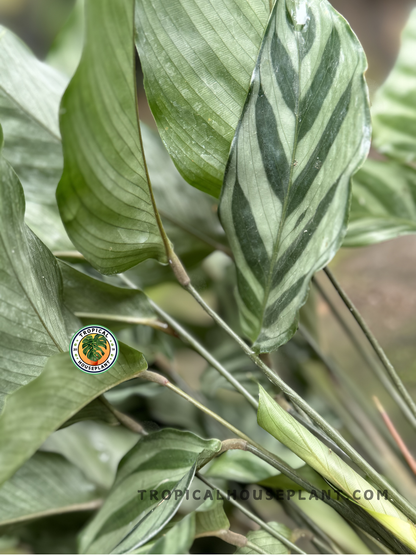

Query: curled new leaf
[[257, 386, 416, 551]]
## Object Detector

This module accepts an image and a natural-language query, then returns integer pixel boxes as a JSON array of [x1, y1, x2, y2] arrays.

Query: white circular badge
[[70, 326, 119, 374]]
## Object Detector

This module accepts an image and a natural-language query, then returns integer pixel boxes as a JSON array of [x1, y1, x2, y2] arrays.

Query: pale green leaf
[[59, 262, 161, 330], [345, 159, 416, 247], [57, 0, 167, 274], [0, 452, 102, 527], [292, 497, 371, 554], [0, 26, 72, 251], [135, 0, 270, 197], [206, 450, 280, 484], [257, 386, 416, 551], [46, 0, 84, 77], [43, 421, 138, 491], [372, 9, 416, 164], [79, 429, 221, 554], [195, 498, 230, 538], [219, 0, 370, 353], [235, 522, 291, 554], [132, 513, 196, 554], [59, 397, 119, 429], [0, 128, 76, 411], [0, 343, 146, 487]]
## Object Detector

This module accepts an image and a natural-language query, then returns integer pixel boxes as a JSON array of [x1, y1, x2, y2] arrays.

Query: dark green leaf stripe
[[219, 0, 370, 353], [372, 9, 416, 165], [57, 0, 167, 274], [79, 429, 221, 554]]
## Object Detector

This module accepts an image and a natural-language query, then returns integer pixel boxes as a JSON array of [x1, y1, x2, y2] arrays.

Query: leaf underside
[[57, 0, 167, 275], [219, 0, 370, 353]]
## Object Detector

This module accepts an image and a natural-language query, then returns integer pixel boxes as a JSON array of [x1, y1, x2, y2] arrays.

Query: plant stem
[[99, 396, 147, 435], [196, 473, 306, 555], [313, 274, 416, 429], [181, 282, 416, 523], [323, 267, 416, 422], [119, 275, 258, 410]]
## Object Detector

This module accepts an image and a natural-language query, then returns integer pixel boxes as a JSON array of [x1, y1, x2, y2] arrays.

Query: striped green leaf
[[219, 0, 370, 353], [345, 159, 416, 247], [0, 452, 101, 527], [133, 513, 196, 554], [57, 0, 167, 275], [257, 386, 416, 551], [79, 429, 221, 554], [135, 0, 270, 197], [372, 9, 416, 164], [0, 344, 146, 487]]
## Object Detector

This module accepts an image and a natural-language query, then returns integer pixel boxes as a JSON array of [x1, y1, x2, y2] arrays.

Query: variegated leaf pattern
[[219, 0, 370, 353]]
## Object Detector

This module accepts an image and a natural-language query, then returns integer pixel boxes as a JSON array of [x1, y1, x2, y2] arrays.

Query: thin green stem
[[182, 282, 416, 523], [196, 473, 306, 555], [315, 273, 416, 429]]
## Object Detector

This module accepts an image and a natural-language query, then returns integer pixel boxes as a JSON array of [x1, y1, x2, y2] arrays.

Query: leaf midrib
[[257, 23, 303, 337]]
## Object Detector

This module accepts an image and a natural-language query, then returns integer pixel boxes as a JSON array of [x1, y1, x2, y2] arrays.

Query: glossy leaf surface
[[345, 159, 416, 247], [372, 9, 416, 164], [219, 0, 370, 352], [57, 0, 167, 274], [79, 429, 221, 554], [135, 0, 270, 197], [0, 344, 146, 487]]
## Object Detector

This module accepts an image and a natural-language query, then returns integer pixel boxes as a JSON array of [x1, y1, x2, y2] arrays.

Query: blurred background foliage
[[1, 0, 416, 553]]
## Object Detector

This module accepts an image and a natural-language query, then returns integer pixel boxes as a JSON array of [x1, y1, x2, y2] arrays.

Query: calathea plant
[[0, 0, 416, 553]]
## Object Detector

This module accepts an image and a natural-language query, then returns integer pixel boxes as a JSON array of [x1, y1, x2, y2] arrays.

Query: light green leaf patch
[[0, 452, 102, 527], [345, 159, 416, 247], [79, 429, 221, 554], [219, 0, 370, 353], [135, 0, 270, 197], [0, 343, 147, 487], [372, 9, 416, 165], [57, 0, 167, 274], [0, 26, 72, 251]]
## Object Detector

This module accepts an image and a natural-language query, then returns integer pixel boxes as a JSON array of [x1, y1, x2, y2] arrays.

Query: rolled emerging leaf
[[219, 0, 370, 353], [257, 386, 416, 550]]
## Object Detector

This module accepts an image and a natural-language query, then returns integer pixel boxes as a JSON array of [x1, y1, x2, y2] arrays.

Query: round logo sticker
[[70, 326, 119, 374]]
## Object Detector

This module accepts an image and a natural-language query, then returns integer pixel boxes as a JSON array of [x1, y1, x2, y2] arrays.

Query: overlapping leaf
[[0, 26, 71, 251], [372, 9, 416, 164], [0, 128, 76, 411], [0, 344, 146, 487], [57, 0, 167, 274], [79, 429, 221, 554], [257, 386, 416, 551], [219, 0, 370, 353], [345, 159, 416, 247], [133, 513, 196, 554], [135, 0, 270, 197], [0, 452, 101, 527]]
